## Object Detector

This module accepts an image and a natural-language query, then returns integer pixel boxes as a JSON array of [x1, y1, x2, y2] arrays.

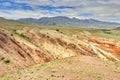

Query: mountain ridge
[[18, 16, 120, 28]]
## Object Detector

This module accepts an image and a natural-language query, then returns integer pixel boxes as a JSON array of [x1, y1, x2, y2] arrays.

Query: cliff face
[[0, 28, 120, 77]]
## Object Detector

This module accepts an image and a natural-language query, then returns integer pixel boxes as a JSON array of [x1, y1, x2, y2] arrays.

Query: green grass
[[86, 28, 120, 40]]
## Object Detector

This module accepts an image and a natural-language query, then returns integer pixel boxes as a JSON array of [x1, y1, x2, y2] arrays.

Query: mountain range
[[18, 16, 120, 28]]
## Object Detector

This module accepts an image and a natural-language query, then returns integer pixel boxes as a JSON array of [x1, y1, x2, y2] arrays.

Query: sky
[[0, 0, 120, 23]]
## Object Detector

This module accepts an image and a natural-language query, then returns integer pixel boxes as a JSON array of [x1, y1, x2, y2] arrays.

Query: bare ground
[[1, 55, 120, 80]]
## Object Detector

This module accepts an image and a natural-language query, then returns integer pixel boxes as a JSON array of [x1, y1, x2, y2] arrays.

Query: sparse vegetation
[[101, 29, 111, 34], [4, 59, 10, 64], [1, 56, 120, 80], [51, 69, 58, 73], [0, 55, 4, 61], [20, 33, 25, 38], [56, 29, 59, 32]]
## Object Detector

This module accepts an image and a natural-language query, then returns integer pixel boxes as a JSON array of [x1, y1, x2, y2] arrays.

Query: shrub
[[101, 29, 111, 34], [11, 34, 13, 36], [4, 59, 10, 64], [0, 56, 4, 61], [20, 33, 25, 38], [104, 31, 111, 34], [56, 29, 59, 32]]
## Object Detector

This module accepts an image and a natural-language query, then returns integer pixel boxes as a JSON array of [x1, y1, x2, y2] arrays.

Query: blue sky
[[0, 0, 120, 23]]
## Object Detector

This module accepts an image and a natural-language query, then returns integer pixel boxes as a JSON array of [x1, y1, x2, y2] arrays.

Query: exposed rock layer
[[0, 28, 120, 77]]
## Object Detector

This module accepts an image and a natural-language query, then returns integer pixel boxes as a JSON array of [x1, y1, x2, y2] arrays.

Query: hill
[[114, 27, 120, 30], [1, 55, 120, 80], [0, 17, 120, 79], [0, 17, 40, 30], [18, 16, 120, 28]]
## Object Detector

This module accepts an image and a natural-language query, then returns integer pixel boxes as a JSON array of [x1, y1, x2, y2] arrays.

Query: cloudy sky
[[0, 0, 120, 22]]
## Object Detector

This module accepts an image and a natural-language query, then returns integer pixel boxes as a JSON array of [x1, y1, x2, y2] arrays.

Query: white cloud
[[0, 0, 120, 22], [0, 10, 52, 19], [2, 2, 12, 6]]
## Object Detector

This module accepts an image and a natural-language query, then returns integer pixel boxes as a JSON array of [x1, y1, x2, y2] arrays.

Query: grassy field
[[86, 28, 120, 40], [43, 27, 120, 40]]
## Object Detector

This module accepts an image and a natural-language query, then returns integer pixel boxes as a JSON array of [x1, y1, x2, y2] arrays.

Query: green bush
[[104, 31, 111, 34], [56, 29, 59, 32], [20, 33, 25, 38], [101, 29, 111, 34], [4, 59, 10, 64]]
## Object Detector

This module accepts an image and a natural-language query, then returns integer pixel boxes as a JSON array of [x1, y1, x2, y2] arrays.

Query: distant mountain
[[0, 17, 39, 30], [18, 16, 120, 28]]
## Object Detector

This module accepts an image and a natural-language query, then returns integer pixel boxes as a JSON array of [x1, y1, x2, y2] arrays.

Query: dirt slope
[[0, 27, 120, 77], [1, 55, 120, 80], [0, 28, 54, 77]]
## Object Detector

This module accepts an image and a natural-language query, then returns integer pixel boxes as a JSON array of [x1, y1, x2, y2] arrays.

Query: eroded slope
[[0, 27, 120, 77]]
